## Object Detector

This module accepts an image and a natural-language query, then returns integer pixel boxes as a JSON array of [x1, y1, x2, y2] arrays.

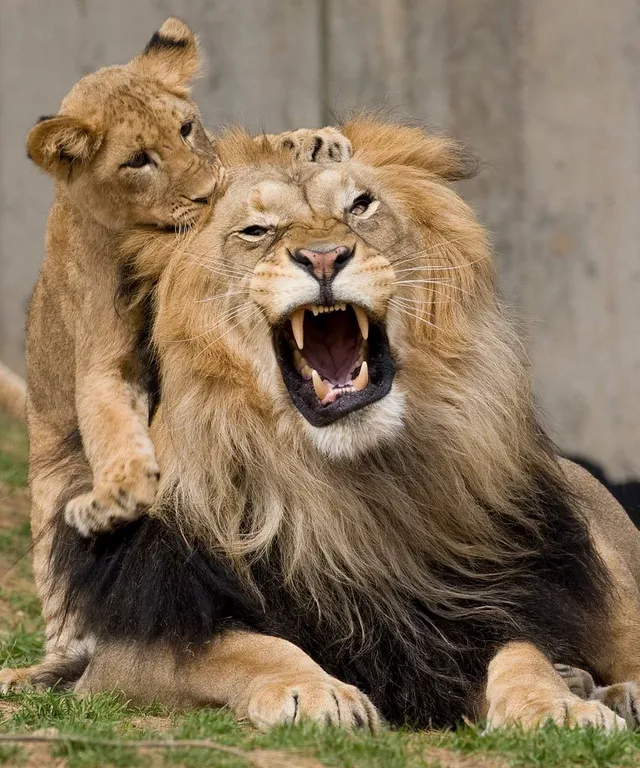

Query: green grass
[[1, 412, 640, 766], [0, 413, 28, 488]]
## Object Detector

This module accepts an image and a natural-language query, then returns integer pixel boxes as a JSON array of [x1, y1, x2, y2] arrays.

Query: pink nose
[[292, 245, 353, 282]]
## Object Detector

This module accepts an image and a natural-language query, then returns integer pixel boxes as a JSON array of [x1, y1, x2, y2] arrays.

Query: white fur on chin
[[302, 385, 406, 459]]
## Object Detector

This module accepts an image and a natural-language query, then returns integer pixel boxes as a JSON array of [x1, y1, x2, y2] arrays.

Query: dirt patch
[[21, 743, 66, 768], [128, 715, 174, 733], [421, 746, 510, 768]]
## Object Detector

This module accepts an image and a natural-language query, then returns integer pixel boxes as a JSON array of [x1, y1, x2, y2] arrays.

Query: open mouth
[[274, 303, 395, 426]]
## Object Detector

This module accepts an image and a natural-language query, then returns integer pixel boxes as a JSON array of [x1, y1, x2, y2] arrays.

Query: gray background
[[1, 0, 638, 480]]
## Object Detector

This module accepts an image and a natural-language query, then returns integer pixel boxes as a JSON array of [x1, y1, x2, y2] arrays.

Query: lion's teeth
[[353, 361, 369, 391], [312, 306, 319, 317], [301, 365, 312, 380], [291, 309, 305, 349], [312, 370, 330, 400], [353, 305, 369, 340]]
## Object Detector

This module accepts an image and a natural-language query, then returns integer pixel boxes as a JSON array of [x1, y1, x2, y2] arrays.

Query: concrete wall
[[1, 0, 639, 480]]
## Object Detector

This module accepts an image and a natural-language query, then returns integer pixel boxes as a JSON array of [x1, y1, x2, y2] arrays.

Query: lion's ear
[[132, 17, 202, 92], [27, 115, 102, 179], [343, 117, 480, 182]]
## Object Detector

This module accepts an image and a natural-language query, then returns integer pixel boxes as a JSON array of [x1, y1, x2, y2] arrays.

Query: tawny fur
[[6, 118, 640, 732]]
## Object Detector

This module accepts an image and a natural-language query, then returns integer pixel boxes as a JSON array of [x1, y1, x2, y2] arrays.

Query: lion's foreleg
[[75, 630, 379, 731], [484, 641, 625, 730]]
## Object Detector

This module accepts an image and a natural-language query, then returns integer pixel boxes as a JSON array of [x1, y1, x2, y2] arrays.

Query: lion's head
[[149, 118, 516, 459], [27, 17, 219, 230]]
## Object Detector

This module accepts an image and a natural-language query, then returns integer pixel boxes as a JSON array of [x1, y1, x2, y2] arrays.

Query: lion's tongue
[[303, 311, 360, 386]]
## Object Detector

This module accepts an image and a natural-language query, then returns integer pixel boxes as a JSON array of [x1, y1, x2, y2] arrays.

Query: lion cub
[[26, 18, 221, 537], [27, 17, 352, 539]]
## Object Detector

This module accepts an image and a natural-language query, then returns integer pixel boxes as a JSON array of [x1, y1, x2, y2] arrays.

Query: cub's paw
[[275, 127, 352, 163], [592, 682, 640, 728], [555, 663, 595, 698], [488, 694, 626, 732], [243, 674, 379, 732], [65, 456, 159, 537]]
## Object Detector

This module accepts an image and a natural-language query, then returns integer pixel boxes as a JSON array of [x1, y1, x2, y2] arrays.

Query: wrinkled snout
[[291, 245, 354, 282]]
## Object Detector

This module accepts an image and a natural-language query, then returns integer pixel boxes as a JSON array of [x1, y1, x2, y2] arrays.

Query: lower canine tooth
[[353, 361, 369, 391], [291, 309, 305, 349], [312, 370, 330, 401]]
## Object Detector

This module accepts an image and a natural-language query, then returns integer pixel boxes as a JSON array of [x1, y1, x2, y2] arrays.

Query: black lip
[[274, 319, 396, 427]]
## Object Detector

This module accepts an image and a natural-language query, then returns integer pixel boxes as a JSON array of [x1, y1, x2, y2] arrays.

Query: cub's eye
[[122, 151, 152, 169], [349, 192, 375, 216], [238, 225, 270, 242], [180, 120, 194, 138]]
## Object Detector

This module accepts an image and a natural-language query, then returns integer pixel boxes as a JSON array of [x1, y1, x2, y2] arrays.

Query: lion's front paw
[[554, 663, 595, 698], [277, 127, 352, 163], [593, 682, 640, 728], [243, 674, 379, 732], [65, 456, 159, 537], [488, 694, 626, 731], [0, 666, 37, 694]]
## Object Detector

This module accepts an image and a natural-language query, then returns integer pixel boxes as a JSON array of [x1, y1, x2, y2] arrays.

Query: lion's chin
[[301, 385, 407, 458], [273, 303, 396, 428]]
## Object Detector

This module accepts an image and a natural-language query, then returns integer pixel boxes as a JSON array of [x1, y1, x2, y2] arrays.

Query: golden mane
[[137, 119, 563, 633]]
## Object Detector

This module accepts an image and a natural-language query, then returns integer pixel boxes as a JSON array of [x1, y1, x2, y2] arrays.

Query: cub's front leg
[[485, 642, 625, 731], [261, 126, 352, 163], [65, 290, 158, 538]]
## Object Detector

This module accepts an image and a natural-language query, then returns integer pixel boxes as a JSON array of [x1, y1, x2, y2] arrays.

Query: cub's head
[[154, 120, 496, 458], [27, 18, 220, 230]]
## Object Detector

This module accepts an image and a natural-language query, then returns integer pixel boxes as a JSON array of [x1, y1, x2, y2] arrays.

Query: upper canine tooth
[[291, 309, 305, 349], [312, 370, 330, 401], [353, 361, 369, 391], [312, 306, 319, 317], [353, 305, 369, 341]]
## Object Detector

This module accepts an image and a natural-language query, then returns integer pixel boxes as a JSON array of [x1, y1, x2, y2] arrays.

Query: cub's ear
[[343, 117, 480, 182], [132, 17, 202, 92], [27, 115, 102, 179]]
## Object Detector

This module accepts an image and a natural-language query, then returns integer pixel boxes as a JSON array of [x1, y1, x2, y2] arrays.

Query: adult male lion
[[17, 119, 640, 731]]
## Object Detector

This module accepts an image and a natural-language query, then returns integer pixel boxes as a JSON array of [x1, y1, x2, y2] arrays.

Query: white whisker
[[394, 279, 473, 297], [197, 290, 247, 303], [173, 304, 256, 343], [388, 298, 442, 331], [388, 235, 478, 266], [193, 306, 263, 363], [394, 255, 488, 273]]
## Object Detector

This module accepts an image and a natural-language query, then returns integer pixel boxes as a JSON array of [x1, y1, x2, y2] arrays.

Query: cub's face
[[27, 17, 221, 231], [172, 148, 487, 458], [67, 73, 219, 230]]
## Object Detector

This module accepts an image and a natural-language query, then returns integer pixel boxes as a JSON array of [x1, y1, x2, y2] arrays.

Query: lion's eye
[[349, 193, 376, 216], [239, 225, 270, 241], [180, 120, 194, 139], [122, 151, 152, 169]]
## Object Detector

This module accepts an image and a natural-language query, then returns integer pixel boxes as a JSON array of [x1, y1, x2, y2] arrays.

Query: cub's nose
[[291, 245, 354, 282]]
